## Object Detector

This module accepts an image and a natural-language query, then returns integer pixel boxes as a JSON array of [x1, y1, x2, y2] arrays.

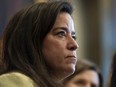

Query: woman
[[63, 59, 103, 87], [0, 1, 79, 87]]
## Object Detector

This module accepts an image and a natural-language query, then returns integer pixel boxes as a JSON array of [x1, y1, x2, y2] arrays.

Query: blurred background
[[0, 0, 116, 87]]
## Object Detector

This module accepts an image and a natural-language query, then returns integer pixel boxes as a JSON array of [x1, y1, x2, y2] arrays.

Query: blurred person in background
[[63, 59, 103, 87], [107, 52, 116, 87], [0, 38, 2, 66]]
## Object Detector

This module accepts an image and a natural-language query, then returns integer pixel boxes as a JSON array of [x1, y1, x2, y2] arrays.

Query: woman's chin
[[64, 65, 75, 77]]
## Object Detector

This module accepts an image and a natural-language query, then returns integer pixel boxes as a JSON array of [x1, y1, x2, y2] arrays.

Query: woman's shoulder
[[0, 72, 38, 87]]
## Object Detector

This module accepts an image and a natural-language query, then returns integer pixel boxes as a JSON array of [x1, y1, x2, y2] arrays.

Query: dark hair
[[0, 1, 73, 87], [63, 59, 103, 87]]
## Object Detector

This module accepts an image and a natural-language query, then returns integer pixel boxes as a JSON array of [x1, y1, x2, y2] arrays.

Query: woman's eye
[[73, 79, 87, 86], [72, 35, 76, 40], [57, 31, 66, 37], [91, 84, 97, 87]]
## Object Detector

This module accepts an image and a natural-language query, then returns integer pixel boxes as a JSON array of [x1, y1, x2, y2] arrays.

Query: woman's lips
[[66, 56, 77, 64], [66, 55, 76, 59]]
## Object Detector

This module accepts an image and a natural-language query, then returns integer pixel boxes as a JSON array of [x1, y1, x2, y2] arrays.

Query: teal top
[[0, 72, 38, 87]]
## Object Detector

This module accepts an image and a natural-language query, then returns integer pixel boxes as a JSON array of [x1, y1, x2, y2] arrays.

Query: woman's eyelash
[[57, 31, 66, 36], [56, 30, 76, 40]]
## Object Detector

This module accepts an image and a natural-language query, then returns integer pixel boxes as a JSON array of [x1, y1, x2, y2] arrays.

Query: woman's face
[[42, 12, 79, 79], [65, 70, 99, 87]]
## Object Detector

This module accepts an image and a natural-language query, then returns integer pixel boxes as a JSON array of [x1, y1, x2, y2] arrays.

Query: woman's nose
[[67, 37, 79, 51]]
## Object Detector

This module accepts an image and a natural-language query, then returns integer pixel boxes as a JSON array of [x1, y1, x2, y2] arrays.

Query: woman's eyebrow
[[53, 27, 68, 31], [51, 27, 68, 33]]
